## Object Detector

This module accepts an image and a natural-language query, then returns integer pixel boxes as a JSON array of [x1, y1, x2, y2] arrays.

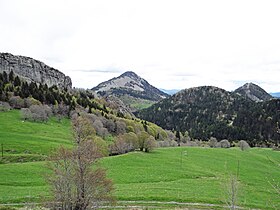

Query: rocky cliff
[[0, 53, 72, 89]]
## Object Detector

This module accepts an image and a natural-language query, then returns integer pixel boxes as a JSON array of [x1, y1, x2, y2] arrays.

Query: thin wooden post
[[1, 143, 3, 158]]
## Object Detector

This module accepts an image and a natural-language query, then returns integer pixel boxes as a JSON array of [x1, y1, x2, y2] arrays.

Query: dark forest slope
[[137, 85, 280, 146]]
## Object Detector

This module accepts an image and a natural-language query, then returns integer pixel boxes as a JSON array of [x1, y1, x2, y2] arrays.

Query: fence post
[[1, 143, 3, 158]]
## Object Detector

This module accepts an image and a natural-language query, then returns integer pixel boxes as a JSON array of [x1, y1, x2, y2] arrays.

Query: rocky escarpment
[[0, 53, 72, 89]]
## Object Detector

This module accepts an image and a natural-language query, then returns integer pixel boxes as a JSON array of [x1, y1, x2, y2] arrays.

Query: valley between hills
[[0, 53, 280, 209]]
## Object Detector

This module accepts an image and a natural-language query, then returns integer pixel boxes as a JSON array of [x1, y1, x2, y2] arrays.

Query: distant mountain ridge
[[271, 92, 280, 98], [92, 71, 168, 100], [92, 71, 169, 111], [0, 52, 72, 89], [233, 82, 272, 102], [160, 89, 180, 95], [137, 84, 280, 145]]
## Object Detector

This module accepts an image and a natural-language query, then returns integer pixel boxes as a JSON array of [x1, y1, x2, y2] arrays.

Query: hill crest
[[92, 71, 169, 111], [137, 84, 280, 144], [233, 82, 272, 102]]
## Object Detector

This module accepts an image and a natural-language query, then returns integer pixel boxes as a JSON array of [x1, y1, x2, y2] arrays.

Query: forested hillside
[[137, 86, 280, 146], [0, 70, 175, 156]]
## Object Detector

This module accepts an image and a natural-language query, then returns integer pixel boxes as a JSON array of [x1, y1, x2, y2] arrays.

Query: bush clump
[[217, 139, 231, 148], [238, 140, 250, 151]]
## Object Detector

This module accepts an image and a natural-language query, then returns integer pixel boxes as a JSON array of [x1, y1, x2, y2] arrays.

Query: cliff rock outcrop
[[0, 53, 72, 89]]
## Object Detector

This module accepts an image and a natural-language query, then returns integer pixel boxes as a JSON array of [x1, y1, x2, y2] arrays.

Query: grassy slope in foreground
[[0, 110, 72, 203], [0, 110, 280, 209], [101, 147, 280, 209], [0, 110, 72, 162], [1, 148, 279, 209]]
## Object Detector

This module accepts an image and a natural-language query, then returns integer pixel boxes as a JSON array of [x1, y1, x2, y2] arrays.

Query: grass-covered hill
[[0, 110, 72, 164], [0, 110, 280, 209]]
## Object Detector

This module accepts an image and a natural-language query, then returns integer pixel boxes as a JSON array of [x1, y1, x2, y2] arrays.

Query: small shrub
[[115, 120, 126, 135], [144, 136, 157, 152], [218, 139, 231, 148], [238, 140, 250, 151], [0, 101, 11, 111], [158, 140, 177, 147], [9, 96, 25, 109], [185, 140, 198, 147], [109, 135, 133, 155], [24, 97, 41, 108], [21, 105, 52, 122], [208, 137, 218, 148]]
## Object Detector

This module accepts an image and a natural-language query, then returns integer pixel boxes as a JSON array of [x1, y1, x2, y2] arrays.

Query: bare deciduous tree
[[115, 120, 126, 135], [224, 174, 239, 210], [72, 114, 96, 144], [104, 120, 115, 133], [138, 131, 150, 152], [47, 115, 114, 210], [92, 119, 108, 138], [109, 135, 132, 155], [21, 105, 52, 122], [144, 136, 157, 152], [166, 130, 176, 141], [52, 103, 69, 122], [137, 131, 156, 152]]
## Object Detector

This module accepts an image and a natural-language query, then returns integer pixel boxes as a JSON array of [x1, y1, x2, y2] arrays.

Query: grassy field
[[0, 110, 72, 162], [0, 110, 280, 209], [101, 147, 280, 209]]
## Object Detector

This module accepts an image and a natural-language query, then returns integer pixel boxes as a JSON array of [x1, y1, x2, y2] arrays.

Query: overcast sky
[[1, 0, 280, 92]]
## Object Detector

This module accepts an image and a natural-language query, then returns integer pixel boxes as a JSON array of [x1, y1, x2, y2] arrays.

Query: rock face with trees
[[0, 52, 72, 89], [0, 69, 172, 156]]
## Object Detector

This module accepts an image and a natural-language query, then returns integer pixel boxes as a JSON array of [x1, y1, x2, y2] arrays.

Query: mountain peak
[[244, 82, 260, 88], [120, 71, 140, 78], [92, 71, 169, 111], [234, 83, 272, 102]]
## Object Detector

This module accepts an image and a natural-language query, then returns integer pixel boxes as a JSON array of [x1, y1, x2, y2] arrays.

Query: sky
[[1, 0, 280, 92]]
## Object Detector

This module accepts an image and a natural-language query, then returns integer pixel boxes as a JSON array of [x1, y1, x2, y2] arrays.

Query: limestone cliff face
[[0, 53, 72, 89]]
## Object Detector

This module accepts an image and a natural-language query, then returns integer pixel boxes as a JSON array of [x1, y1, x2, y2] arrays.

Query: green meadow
[[0, 110, 280, 209], [0, 110, 72, 157]]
